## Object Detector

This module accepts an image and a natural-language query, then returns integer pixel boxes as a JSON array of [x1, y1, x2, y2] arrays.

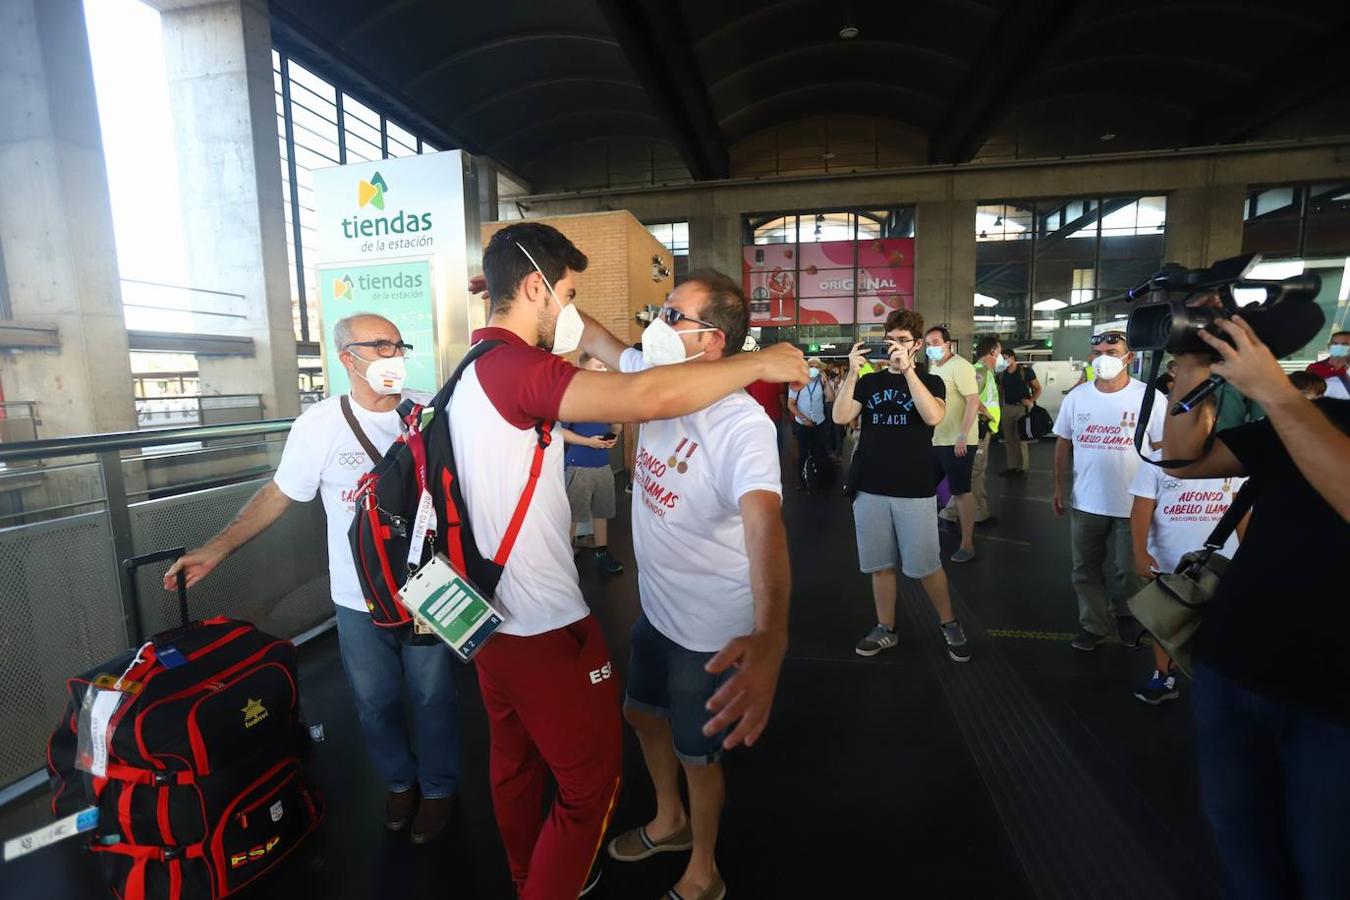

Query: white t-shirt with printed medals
[[1129, 458, 1245, 574], [621, 349, 782, 653], [273, 391, 430, 613], [1052, 378, 1165, 518]]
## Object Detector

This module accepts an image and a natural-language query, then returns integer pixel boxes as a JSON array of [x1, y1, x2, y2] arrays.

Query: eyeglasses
[[886, 336, 919, 346], [659, 306, 720, 331], [1090, 333, 1127, 347], [343, 339, 413, 358]]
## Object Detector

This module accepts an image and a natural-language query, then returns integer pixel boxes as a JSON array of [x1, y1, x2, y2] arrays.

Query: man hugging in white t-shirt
[[583, 270, 791, 900]]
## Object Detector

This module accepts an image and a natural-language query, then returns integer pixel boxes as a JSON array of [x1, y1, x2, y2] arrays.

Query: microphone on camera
[[1170, 374, 1225, 416]]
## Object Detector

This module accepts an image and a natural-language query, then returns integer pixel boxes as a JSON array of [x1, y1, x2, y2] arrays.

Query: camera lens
[[1125, 302, 1173, 352]]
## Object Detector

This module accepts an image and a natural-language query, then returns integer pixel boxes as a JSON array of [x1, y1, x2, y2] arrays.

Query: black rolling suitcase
[[46, 549, 323, 900]]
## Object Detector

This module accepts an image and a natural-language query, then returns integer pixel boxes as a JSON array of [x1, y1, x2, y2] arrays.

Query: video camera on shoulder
[[1125, 253, 1323, 360]]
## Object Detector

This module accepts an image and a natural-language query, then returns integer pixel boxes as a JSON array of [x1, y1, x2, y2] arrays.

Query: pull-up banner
[[314, 150, 485, 394]]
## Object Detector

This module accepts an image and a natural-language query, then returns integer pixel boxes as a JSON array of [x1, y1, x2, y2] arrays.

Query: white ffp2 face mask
[[1094, 354, 1126, 381], [641, 316, 715, 366], [358, 355, 407, 395], [516, 241, 581, 355]]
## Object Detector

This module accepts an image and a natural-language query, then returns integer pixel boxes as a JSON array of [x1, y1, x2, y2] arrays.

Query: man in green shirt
[[925, 326, 983, 563]]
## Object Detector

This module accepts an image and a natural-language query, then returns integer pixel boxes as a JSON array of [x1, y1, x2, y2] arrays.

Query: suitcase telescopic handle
[[123, 548, 189, 630]]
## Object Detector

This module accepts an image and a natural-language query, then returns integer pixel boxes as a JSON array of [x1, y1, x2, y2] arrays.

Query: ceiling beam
[[927, 0, 1084, 165], [1190, 22, 1350, 144], [594, 0, 729, 180]]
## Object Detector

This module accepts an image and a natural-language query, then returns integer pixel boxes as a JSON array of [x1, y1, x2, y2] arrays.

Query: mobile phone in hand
[[602, 432, 618, 442]]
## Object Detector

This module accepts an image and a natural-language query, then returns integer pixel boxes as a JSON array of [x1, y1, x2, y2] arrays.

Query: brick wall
[[483, 210, 673, 345]]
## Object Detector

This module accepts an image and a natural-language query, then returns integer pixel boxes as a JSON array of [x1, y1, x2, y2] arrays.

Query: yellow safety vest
[[976, 362, 1001, 432]]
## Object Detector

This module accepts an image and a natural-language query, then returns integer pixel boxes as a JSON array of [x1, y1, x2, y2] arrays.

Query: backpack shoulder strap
[[339, 395, 383, 462], [493, 420, 554, 566], [430, 339, 505, 415]]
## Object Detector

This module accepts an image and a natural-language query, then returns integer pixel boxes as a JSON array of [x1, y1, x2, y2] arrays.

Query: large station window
[[645, 222, 690, 284], [741, 208, 915, 351], [1241, 183, 1350, 361], [975, 196, 1167, 346], [273, 50, 438, 343]]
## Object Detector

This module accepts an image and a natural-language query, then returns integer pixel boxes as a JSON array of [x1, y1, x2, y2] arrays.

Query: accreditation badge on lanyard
[[397, 554, 504, 661]]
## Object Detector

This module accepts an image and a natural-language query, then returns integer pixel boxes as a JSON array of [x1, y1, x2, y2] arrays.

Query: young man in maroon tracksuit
[[450, 222, 806, 899]]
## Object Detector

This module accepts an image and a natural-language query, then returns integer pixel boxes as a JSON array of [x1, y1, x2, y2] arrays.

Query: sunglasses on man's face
[[659, 306, 720, 331], [1090, 333, 1127, 347]]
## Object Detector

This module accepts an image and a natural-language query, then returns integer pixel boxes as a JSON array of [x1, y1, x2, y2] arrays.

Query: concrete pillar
[[1164, 184, 1246, 270], [914, 192, 977, 353], [155, 0, 298, 418], [0, 0, 136, 438]]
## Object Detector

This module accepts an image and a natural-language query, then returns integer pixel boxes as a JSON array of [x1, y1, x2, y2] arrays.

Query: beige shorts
[[565, 465, 616, 523]]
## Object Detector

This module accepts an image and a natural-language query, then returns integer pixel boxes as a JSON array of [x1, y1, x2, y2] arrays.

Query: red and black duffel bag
[[47, 551, 322, 900]]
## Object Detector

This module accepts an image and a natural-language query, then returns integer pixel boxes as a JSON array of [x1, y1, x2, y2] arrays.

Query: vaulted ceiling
[[270, 0, 1350, 191]]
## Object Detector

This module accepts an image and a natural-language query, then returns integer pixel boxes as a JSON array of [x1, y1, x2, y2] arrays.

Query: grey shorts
[[565, 465, 616, 523], [852, 491, 942, 579]]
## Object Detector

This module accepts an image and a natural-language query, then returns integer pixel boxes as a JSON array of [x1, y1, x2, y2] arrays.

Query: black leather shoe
[[385, 788, 417, 832], [410, 795, 455, 844]]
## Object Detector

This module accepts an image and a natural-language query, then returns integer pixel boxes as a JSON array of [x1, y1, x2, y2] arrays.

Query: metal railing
[[134, 394, 265, 430], [0, 418, 334, 795]]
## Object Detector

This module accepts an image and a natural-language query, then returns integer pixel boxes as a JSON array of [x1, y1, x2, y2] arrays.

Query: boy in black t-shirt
[[832, 309, 971, 663]]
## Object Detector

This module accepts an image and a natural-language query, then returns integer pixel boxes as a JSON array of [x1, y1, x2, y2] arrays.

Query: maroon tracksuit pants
[[474, 615, 623, 899]]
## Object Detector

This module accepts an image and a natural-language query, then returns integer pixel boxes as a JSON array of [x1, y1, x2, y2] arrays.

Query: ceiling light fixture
[[839, 24, 860, 39], [1100, 132, 1117, 142]]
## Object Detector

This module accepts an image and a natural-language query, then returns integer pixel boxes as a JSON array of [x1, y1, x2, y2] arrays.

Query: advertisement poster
[[741, 238, 915, 327], [742, 245, 797, 325], [318, 260, 437, 397], [798, 241, 856, 325], [313, 150, 481, 394]]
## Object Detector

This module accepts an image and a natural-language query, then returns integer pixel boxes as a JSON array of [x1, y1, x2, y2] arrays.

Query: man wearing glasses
[[164, 314, 464, 843], [1051, 329, 1166, 651], [833, 309, 971, 663], [573, 270, 790, 900], [455, 225, 806, 899]]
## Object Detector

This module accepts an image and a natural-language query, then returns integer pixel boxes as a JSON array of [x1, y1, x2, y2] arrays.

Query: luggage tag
[[3, 806, 99, 863], [77, 644, 151, 777], [397, 554, 504, 662], [76, 685, 124, 779]]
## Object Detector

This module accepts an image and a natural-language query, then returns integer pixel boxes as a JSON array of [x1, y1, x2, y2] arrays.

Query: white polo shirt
[[272, 390, 430, 613], [621, 349, 782, 652], [447, 328, 588, 637]]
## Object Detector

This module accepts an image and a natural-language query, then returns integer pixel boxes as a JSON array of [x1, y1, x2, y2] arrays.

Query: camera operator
[[1162, 313, 1350, 899]]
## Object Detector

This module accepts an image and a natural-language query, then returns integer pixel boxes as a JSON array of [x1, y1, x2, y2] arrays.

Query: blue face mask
[[809, 367, 821, 379], [925, 345, 945, 362], [1330, 344, 1350, 359]]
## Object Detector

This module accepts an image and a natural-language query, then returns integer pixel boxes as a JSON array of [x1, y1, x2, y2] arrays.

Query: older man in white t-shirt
[[1052, 329, 1166, 651], [582, 271, 790, 900], [163, 314, 461, 843]]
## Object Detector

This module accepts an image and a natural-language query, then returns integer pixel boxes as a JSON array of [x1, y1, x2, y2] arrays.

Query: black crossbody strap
[[340, 394, 383, 463], [1134, 351, 1219, 469], [1202, 480, 1255, 551]]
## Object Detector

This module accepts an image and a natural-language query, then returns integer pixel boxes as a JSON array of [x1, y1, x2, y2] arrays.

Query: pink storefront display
[[744, 237, 915, 327], [743, 245, 797, 325]]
